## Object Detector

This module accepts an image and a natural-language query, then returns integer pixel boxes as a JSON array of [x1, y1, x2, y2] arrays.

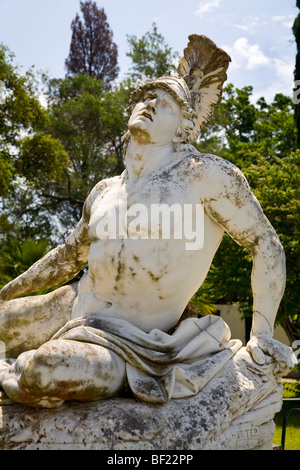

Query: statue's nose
[[146, 98, 157, 114]]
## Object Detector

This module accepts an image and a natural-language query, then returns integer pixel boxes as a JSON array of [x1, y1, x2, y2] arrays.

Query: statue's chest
[[89, 174, 197, 241]]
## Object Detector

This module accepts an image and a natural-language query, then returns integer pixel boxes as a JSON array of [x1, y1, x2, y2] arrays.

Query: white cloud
[[283, 19, 294, 29], [194, 0, 221, 18], [223, 37, 271, 71], [251, 60, 294, 102], [271, 14, 294, 29], [232, 24, 251, 32], [223, 37, 294, 102], [270, 56, 294, 98], [220, 13, 269, 34], [273, 57, 294, 79], [271, 15, 286, 22]]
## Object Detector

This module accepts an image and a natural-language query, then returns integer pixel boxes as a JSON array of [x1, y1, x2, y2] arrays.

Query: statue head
[[123, 35, 231, 150], [126, 76, 199, 147]]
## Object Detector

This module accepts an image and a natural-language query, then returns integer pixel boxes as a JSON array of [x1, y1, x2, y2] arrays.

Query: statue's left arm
[[0, 191, 92, 302], [204, 161, 294, 374]]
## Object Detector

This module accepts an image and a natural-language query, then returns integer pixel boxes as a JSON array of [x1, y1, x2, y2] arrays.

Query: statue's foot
[[0, 358, 15, 375], [0, 359, 15, 385], [0, 387, 14, 405], [0, 359, 15, 405]]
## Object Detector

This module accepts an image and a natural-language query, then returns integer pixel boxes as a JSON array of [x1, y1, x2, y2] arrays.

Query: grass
[[273, 381, 300, 450]]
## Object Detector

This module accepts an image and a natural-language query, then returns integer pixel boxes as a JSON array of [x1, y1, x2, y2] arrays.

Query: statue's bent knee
[[22, 339, 126, 401]]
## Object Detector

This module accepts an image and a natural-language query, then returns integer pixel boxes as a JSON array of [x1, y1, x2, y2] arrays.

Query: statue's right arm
[[0, 185, 98, 302]]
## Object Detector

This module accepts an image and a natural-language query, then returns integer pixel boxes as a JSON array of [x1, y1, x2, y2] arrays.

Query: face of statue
[[128, 88, 182, 146]]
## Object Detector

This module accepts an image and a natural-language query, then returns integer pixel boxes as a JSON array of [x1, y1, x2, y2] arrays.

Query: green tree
[[0, 44, 48, 197], [245, 152, 300, 342], [0, 238, 50, 289], [65, 1, 119, 88], [126, 23, 179, 82], [0, 44, 57, 244], [196, 85, 297, 167]]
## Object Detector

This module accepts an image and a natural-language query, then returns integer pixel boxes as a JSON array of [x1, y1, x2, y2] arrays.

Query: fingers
[[247, 335, 295, 376], [273, 347, 296, 376], [273, 354, 294, 376], [246, 338, 266, 365], [259, 336, 295, 368], [274, 361, 288, 377]]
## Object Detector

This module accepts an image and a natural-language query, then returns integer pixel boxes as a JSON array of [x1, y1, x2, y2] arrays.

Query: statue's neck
[[125, 138, 175, 182]]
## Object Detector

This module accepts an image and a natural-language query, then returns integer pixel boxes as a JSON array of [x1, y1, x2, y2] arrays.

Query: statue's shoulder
[[180, 146, 250, 198], [84, 174, 123, 212], [182, 146, 240, 178], [184, 147, 236, 174], [92, 173, 125, 195], [94, 173, 123, 191]]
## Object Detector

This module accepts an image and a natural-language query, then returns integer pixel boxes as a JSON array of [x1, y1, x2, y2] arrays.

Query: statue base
[[0, 348, 282, 450]]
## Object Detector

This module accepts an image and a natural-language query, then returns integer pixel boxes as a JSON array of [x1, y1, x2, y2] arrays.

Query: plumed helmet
[[128, 35, 231, 143]]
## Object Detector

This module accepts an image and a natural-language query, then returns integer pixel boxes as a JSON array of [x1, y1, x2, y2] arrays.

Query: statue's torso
[[72, 152, 225, 332]]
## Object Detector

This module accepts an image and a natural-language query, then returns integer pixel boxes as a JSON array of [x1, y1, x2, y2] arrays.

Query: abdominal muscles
[[71, 234, 219, 332]]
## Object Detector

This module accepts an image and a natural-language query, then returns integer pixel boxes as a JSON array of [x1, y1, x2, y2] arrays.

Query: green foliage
[[188, 291, 218, 317], [0, 44, 55, 243], [0, 152, 13, 197], [245, 152, 300, 337], [0, 44, 48, 197], [20, 133, 69, 183], [126, 23, 179, 82], [0, 238, 50, 289], [198, 234, 252, 309], [196, 85, 297, 168], [282, 381, 300, 398], [273, 399, 300, 450], [254, 94, 297, 157]]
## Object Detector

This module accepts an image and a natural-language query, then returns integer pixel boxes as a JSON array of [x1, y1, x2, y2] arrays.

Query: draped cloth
[[52, 314, 242, 404]]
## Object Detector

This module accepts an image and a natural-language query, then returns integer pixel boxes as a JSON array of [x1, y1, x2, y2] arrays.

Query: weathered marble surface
[[0, 34, 295, 449], [0, 347, 282, 450]]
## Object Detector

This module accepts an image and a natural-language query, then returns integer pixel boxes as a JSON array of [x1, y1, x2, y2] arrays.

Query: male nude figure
[[0, 75, 294, 408]]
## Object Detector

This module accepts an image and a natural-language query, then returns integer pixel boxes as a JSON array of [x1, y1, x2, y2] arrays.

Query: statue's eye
[[161, 99, 175, 111], [143, 93, 156, 102]]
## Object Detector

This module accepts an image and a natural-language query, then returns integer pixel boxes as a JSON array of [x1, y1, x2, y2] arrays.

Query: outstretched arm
[[0, 192, 93, 302], [204, 160, 294, 374]]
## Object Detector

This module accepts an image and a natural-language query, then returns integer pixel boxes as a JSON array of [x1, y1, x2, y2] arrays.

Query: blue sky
[[0, 0, 297, 103]]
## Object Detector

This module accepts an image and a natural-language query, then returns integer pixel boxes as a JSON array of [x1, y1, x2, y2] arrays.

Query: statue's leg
[[0, 338, 126, 408], [0, 283, 78, 358]]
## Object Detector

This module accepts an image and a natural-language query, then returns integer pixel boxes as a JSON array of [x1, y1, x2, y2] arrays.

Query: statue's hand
[[246, 333, 295, 377]]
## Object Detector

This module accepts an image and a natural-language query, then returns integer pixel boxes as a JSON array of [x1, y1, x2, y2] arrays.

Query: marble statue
[[0, 35, 294, 413]]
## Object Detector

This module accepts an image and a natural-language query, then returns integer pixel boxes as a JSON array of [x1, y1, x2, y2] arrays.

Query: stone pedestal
[[0, 348, 283, 450], [0, 398, 277, 451]]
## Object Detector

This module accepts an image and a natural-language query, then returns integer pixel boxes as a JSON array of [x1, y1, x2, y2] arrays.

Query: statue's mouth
[[141, 111, 153, 122]]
